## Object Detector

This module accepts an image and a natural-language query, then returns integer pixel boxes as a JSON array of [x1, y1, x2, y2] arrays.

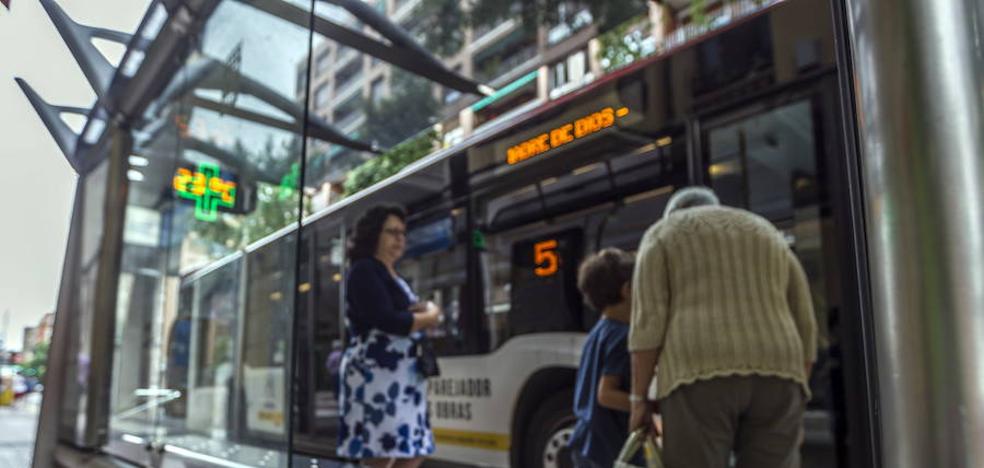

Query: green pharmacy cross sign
[[172, 162, 238, 222]]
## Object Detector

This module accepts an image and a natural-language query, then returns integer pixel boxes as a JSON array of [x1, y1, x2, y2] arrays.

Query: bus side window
[[399, 217, 470, 356], [480, 232, 512, 350], [596, 191, 673, 252], [240, 235, 295, 444], [400, 249, 467, 350]]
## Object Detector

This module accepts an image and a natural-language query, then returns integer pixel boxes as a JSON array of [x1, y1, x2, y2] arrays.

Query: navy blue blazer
[[345, 257, 414, 338]]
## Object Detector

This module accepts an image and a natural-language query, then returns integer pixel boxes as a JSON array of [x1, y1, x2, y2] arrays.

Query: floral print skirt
[[337, 329, 435, 459]]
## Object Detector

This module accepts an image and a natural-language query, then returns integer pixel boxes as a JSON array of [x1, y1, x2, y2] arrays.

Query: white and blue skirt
[[337, 329, 435, 459]]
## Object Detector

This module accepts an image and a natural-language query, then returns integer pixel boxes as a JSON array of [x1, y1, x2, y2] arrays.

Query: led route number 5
[[534, 239, 559, 277]]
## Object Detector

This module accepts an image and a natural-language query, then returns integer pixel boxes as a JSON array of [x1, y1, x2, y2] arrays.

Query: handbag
[[416, 337, 441, 378], [615, 429, 664, 468]]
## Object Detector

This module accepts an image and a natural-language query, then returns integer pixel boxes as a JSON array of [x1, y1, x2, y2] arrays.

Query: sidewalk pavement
[[0, 392, 41, 468]]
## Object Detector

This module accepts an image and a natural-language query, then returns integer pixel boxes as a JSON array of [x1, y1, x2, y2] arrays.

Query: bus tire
[[523, 389, 576, 468]]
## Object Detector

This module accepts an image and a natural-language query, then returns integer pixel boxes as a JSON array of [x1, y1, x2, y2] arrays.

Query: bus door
[[698, 80, 846, 468]]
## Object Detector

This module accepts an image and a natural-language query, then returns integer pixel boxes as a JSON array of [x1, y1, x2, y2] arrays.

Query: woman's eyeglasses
[[382, 228, 407, 238]]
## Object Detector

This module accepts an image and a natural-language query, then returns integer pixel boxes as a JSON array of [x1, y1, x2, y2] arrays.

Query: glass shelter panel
[[74, 1, 873, 467], [239, 235, 296, 446], [398, 214, 470, 356], [107, 203, 170, 450], [59, 159, 109, 444], [105, 1, 313, 466], [292, 223, 345, 455], [302, 1, 467, 213]]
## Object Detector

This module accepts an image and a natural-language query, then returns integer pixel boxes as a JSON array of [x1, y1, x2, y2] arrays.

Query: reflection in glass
[[153, 2, 309, 464], [292, 225, 346, 453], [186, 261, 240, 439], [106, 1, 312, 466], [239, 235, 296, 445], [399, 216, 468, 353], [83, 1, 863, 466], [108, 205, 171, 441]]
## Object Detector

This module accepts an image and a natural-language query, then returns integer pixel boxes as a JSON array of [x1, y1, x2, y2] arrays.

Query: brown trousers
[[661, 375, 805, 468]]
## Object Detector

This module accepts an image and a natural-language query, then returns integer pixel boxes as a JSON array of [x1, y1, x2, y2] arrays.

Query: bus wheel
[[524, 390, 575, 468]]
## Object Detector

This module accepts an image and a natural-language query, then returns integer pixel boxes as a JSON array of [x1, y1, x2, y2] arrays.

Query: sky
[[0, 0, 149, 351]]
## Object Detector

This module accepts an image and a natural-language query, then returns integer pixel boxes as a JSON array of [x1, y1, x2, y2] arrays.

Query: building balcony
[[469, 19, 518, 54], [474, 44, 539, 84], [546, 9, 593, 45], [334, 48, 358, 70], [333, 74, 364, 103], [336, 112, 366, 135], [392, 0, 422, 23]]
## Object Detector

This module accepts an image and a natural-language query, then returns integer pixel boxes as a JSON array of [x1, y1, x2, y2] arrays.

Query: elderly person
[[628, 187, 817, 468], [338, 205, 442, 468]]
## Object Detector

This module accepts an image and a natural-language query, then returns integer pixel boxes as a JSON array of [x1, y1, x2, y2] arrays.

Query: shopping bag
[[614, 429, 664, 468], [415, 337, 441, 378]]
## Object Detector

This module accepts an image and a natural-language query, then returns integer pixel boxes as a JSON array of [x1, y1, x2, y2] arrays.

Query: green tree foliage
[[419, 0, 650, 56], [22, 343, 48, 380], [188, 136, 302, 253], [417, 0, 468, 57], [190, 181, 300, 253], [691, 0, 708, 26], [597, 14, 651, 72], [365, 70, 440, 149], [343, 129, 440, 196]]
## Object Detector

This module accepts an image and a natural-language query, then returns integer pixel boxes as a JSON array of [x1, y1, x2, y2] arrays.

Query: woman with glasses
[[337, 204, 443, 468]]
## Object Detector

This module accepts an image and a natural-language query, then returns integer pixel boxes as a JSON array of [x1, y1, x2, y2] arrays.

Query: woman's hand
[[412, 301, 441, 316], [410, 301, 442, 330]]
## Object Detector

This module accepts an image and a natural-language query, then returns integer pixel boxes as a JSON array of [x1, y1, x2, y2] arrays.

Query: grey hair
[[663, 186, 720, 217]]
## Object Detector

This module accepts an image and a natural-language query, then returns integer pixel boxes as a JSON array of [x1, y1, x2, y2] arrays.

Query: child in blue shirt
[[568, 248, 636, 468]]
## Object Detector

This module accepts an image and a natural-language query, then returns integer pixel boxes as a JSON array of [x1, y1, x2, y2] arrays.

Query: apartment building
[[299, 0, 771, 209]]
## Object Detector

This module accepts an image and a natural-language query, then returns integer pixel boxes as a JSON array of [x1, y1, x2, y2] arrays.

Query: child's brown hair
[[577, 248, 635, 311]]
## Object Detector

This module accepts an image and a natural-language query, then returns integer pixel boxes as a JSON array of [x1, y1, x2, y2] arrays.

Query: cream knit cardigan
[[629, 206, 817, 399]]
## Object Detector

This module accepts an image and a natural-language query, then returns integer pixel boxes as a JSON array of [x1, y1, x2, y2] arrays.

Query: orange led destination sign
[[506, 106, 630, 165]]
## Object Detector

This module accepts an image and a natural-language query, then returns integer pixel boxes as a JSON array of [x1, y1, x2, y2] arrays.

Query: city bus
[[30, 0, 984, 463], [168, 2, 856, 466]]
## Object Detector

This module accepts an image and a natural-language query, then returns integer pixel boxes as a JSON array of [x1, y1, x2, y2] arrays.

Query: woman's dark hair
[[348, 204, 407, 260], [577, 248, 636, 311]]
